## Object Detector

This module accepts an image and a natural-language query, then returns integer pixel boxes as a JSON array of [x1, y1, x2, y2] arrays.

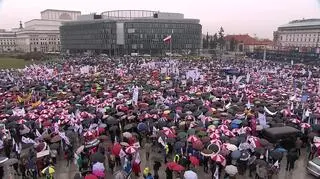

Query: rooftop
[[41, 9, 81, 13], [224, 34, 273, 45], [279, 19, 320, 28]]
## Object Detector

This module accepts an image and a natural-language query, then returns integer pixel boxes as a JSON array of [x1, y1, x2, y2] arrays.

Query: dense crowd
[[0, 56, 320, 179]]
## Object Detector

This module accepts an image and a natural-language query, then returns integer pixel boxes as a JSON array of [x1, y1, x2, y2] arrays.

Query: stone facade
[[274, 19, 320, 52], [0, 29, 16, 53], [0, 9, 81, 53]]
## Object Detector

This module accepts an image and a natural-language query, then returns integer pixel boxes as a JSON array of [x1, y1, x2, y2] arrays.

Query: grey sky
[[0, 0, 319, 39]]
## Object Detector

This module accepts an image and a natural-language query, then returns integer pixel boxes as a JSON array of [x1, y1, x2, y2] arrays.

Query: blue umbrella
[[274, 147, 287, 153], [232, 119, 242, 125], [137, 122, 147, 131], [231, 150, 241, 159]]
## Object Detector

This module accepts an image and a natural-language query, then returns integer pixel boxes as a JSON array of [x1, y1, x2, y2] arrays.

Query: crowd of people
[[0, 56, 319, 179]]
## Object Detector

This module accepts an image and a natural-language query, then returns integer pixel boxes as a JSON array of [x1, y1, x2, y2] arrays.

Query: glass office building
[[60, 10, 202, 55]]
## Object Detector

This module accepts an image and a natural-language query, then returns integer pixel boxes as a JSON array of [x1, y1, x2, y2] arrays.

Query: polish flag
[[163, 35, 172, 43]]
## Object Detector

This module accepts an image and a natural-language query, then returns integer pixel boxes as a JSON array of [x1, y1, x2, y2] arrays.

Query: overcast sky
[[0, 0, 319, 39]]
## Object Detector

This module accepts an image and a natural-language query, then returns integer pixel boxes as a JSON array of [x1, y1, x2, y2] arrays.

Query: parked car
[[307, 157, 320, 177]]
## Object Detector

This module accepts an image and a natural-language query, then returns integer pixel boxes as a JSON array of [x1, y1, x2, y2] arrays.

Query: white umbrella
[[225, 143, 238, 151], [123, 132, 132, 138], [184, 170, 198, 179], [225, 165, 238, 176]]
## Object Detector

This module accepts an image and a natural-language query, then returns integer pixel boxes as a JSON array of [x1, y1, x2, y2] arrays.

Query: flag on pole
[[163, 35, 172, 43]]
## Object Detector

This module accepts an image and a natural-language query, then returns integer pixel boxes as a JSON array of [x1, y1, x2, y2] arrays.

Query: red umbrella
[[166, 162, 178, 170], [172, 164, 185, 171], [125, 146, 137, 154], [112, 143, 122, 156], [192, 140, 204, 150], [84, 174, 98, 179], [187, 135, 200, 143], [189, 156, 199, 166], [211, 154, 226, 166]]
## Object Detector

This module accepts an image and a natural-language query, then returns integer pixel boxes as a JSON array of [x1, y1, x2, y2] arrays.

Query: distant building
[[0, 9, 81, 53], [60, 10, 202, 55], [274, 19, 320, 53], [224, 34, 273, 52], [0, 29, 16, 53]]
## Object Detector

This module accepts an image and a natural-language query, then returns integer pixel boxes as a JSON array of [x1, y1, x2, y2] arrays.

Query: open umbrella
[[112, 143, 122, 156], [0, 157, 8, 165], [122, 132, 132, 138], [92, 162, 105, 177], [184, 170, 198, 179], [84, 174, 98, 179], [224, 143, 238, 151], [124, 123, 136, 131], [166, 161, 179, 170], [125, 146, 137, 154], [3, 158, 18, 166], [192, 140, 204, 150], [211, 154, 226, 166], [90, 152, 104, 163], [187, 135, 200, 143], [174, 141, 185, 150], [137, 122, 147, 131], [231, 150, 241, 159], [240, 150, 250, 161], [270, 150, 283, 160], [189, 156, 200, 166], [50, 135, 62, 143], [225, 165, 238, 176], [201, 149, 214, 157], [178, 132, 187, 139], [172, 164, 185, 171]]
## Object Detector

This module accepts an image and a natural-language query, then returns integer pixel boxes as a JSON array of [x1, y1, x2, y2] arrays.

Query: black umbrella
[[90, 152, 105, 163], [254, 147, 265, 156], [174, 141, 185, 150], [50, 143, 60, 150], [106, 118, 118, 125], [3, 158, 18, 166], [22, 143, 33, 150], [124, 123, 136, 131], [6, 121, 17, 128], [270, 150, 283, 160], [229, 138, 239, 145], [240, 150, 250, 161]]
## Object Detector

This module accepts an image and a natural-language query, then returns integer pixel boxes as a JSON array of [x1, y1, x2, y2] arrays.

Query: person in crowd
[[286, 149, 298, 171], [165, 167, 173, 179], [295, 137, 303, 157]]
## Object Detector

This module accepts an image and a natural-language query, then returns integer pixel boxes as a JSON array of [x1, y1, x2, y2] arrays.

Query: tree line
[[202, 27, 225, 50]]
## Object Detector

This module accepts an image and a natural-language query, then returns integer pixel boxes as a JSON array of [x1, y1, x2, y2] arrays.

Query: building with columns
[[0, 29, 17, 53], [1, 9, 81, 53], [274, 19, 320, 53]]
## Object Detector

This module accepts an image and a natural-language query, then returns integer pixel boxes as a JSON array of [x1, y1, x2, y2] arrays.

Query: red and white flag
[[163, 35, 172, 43]]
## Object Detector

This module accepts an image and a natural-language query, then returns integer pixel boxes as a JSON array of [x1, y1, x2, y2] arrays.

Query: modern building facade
[[274, 19, 320, 52], [60, 10, 202, 55]]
